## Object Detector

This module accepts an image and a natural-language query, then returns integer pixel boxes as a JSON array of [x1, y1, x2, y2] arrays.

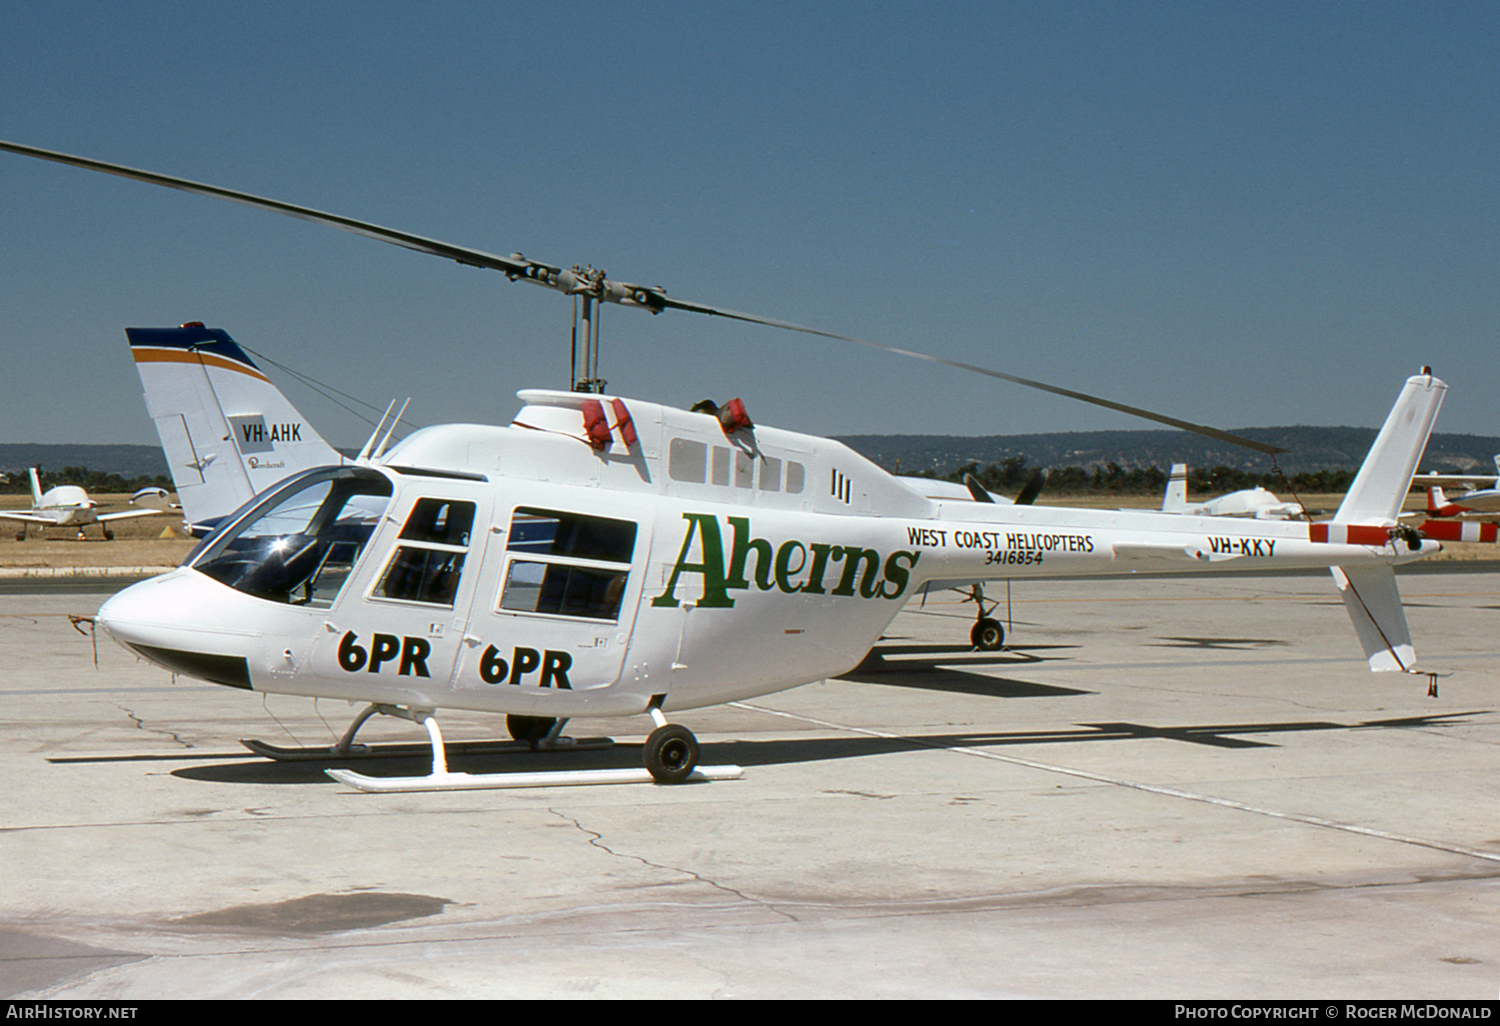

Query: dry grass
[[0, 493, 195, 569]]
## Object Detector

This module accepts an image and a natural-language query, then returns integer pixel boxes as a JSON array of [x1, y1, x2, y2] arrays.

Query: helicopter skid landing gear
[[242, 702, 613, 762], [310, 704, 740, 793]]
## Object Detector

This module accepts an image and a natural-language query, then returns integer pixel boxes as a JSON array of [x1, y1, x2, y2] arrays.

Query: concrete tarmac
[[2, 568, 1498, 999]]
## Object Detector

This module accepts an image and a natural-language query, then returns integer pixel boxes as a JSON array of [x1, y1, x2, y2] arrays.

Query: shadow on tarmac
[[139, 710, 1488, 787]]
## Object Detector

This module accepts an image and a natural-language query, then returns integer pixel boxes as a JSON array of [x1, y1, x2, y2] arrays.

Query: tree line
[[0, 466, 174, 496], [915, 456, 1360, 497]]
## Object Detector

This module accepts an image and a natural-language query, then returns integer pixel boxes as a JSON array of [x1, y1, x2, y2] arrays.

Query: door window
[[498, 508, 637, 621], [373, 498, 476, 607]]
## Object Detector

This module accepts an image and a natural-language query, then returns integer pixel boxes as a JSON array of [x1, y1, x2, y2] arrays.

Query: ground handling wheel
[[971, 617, 1004, 651], [643, 723, 699, 784]]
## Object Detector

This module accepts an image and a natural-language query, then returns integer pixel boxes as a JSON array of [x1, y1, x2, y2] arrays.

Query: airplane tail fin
[[1426, 485, 1447, 515], [1333, 370, 1446, 525], [126, 325, 344, 530], [1162, 463, 1188, 512], [1328, 370, 1446, 673], [28, 467, 43, 506]]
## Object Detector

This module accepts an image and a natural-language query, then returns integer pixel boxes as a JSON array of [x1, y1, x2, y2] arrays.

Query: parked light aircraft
[[0, 140, 1454, 789], [0, 468, 170, 540], [1160, 464, 1302, 520], [1411, 457, 1500, 522], [1377, 456, 1500, 543], [1423, 485, 1500, 519], [1414, 455, 1500, 493]]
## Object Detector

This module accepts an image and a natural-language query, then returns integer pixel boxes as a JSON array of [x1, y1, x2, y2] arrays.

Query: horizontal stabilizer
[[1331, 566, 1414, 672]]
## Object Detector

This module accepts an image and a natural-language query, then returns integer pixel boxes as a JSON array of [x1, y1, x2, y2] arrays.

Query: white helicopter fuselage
[[97, 386, 1439, 719]]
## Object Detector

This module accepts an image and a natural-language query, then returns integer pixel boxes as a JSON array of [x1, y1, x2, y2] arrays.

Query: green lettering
[[832, 546, 882, 598], [651, 512, 735, 609], [725, 516, 774, 591], [774, 540, 807, 594], [802, 543, 835, 595], [879, 550, 920, 599]]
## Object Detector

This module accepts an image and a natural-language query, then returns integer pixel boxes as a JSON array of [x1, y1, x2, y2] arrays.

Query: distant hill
[[4, 426, 1498, 483], [0, 443, 167, 479], [836, 427, 1500, 477]]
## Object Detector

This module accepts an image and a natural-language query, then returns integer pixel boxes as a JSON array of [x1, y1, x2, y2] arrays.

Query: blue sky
[[1, 1, 1496, 450]]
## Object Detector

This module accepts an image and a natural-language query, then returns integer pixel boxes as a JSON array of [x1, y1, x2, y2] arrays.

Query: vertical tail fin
[[28, 467, 43, 507], [1329, 370, 1446, 673], [126, 325, 344, 529], [1162, 463, 1188, 513], [1333, 371, 1446, 525]]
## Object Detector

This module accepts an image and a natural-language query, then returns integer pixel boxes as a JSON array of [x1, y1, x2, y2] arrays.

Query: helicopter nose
[[97, 570, 254, 689], [96, 571, 181, 645]]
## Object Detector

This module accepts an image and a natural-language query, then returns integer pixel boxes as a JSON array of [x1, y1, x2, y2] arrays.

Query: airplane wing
[[1439, 491, 1500, 513], [1412, 473, 1498, 485], [1421, 511, 1500, 523], [0, 511, 57, 526], [97, 508, 170, 523]]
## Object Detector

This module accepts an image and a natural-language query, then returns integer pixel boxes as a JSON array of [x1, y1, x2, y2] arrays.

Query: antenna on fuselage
[[357, 397, 411, 463]]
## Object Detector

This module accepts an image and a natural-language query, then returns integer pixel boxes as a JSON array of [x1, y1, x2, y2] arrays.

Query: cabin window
[[786, 460, 805, 494], [499, 507, 637, 621], [190, 467, 392, 607], [711, 446, 731, 486], [760, 456, 781, 492], [668, 438, 706, 483], [373, 498, 477, 607]]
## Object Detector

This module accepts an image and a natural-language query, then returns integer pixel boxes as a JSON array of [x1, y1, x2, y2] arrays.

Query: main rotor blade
[[655, 296, 1287, 454], [0, 139, 539, 276], [0, 138, 1284, 455]]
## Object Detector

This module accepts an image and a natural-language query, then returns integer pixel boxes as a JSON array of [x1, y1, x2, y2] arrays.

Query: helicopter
[[0, 140, 1451, 789], [1158, 464, 1303, 520]]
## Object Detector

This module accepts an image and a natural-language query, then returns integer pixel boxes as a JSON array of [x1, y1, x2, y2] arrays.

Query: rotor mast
[[566, 266, 608, 393]]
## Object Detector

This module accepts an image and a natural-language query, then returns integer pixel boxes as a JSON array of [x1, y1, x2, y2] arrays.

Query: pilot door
[[452, 502, 650, 705], [305, 487, 491, 701]]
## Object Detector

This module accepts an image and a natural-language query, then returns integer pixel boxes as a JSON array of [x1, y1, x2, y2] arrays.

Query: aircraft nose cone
[[96, 572, 180, 649], [96, 570, 255, 690]]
